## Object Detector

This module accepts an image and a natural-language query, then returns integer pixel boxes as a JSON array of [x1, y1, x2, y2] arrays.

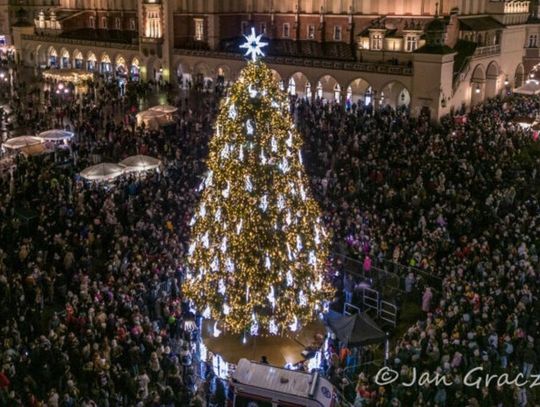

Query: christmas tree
[[184, 29, 333, 336]]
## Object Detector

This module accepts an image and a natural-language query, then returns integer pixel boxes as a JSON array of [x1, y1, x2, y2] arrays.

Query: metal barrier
[[362, 287, 380, 314], [379, 300, 397, 327], [343, 302, 362, 316], [332, 252, 405, 294]]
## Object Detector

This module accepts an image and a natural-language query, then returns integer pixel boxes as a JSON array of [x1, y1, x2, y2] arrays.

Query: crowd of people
[[0, 67, 220, 406], [296, 96, 540, 406], [0, 61, 538, 407]]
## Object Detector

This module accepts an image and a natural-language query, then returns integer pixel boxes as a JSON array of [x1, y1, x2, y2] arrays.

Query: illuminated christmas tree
[[184, 29, 333, 336]]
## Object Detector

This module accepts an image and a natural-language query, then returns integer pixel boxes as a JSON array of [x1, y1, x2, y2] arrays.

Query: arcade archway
[[380, 81, 411, 109]]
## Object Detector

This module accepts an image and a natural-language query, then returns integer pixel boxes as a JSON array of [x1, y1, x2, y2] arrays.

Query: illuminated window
[[145, 11, 161, 38], [194, 18, 204, 41], [130, 18, 136, 31], [307, 25, 315, 39], [101, 17, 107, 29], [260, 22, 266, 35], [115, 17, 121, 30], [371, 33, 383, 50], [529, 34, 538, 48], [334, 25, 342, 41], [283, 23, 290, 38], [405, 35, 418, 52], [89, 16, 95, 28]]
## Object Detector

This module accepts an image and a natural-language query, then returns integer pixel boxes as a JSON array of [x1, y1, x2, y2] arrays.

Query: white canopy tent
[[80, 163, 124, 181], [513, 116, 536, 129], [514, 79, 540, 95], [149, 104, 178, 114], [2, 136, 45, 150], [119, 155, 161, 173], [38, 129, 75, 142], [136, 110, 170, 130]]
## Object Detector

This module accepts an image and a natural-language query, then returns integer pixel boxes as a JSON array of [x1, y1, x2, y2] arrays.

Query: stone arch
[[115, 54, 127, 77], [73, 49, 83, 69], [216, 64, 233, 85], [380, 80, 411, 109], [176, 60, 192, 87], [146, 57, 163, 81], [346, 77, 373, 106], [288, 71, 311, 98], [86, 51, 97, 71], [316, 74, 341, 102], [35, 44, 47, 66], [100, 52, 112, 74], [270, 69, 284, 90], [47, 46, 58, 67], [515, 63, 525, 88], [130, 57, 140, 80], [470, 64, 486, 105], [59, 48, 70, 68], [485, 61, 500, 98]]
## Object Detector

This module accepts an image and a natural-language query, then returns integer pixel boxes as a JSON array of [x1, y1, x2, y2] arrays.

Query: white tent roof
[[119, 155, 161, 172], [149, 104, 178, 114], [514, 80, 540, 95], [137, 110, 166, 120], [2, 136, 44, 150], [80, 163, 124, 181], [38, 129, 75, 141]]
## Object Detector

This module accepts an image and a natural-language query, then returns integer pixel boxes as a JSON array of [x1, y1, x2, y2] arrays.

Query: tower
[[138, 0, 171, 82]]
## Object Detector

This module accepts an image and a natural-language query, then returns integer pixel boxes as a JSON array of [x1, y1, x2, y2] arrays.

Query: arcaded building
[[7, 0, 540, 120]]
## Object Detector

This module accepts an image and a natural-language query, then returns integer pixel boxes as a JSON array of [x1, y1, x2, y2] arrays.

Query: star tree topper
[[240, 27, 268, 62]]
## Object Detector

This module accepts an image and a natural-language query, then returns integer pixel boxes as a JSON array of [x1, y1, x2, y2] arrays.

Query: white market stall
[[513, 116, 536, 129], [2, 136, 45, 150], [119, 155, 161, 173], [80, 163, 124, 181], [38, 129, 75, 142], [136, 110, 170, 130], [514, 79, 540, 95], [149, 104, 178, 114]]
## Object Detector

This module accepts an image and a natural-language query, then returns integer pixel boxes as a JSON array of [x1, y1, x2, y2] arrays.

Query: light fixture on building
[[475, 84, 481, 94], [504, 76, 509, 86]]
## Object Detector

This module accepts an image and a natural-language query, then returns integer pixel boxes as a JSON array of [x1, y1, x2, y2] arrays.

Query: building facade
[[9, 0, 540, 120]]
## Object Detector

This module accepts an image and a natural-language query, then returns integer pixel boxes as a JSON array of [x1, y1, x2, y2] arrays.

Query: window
[[283, 23, 290, 38], [529, 34, 538, 47], [259, 22, 266, 35], [307, 25, 315, 39], [89, 16, 95, 28], [334, 25, 342, 41], [194, 18, 204, 41], [130, 18, 136, 31], [146, 11, 161, 38], [241, 21, 248, 35], [101, 17, 107, 29], [115, 17, 121, 30], [371, 33, 383, 50], [405, 35, 418, 52]]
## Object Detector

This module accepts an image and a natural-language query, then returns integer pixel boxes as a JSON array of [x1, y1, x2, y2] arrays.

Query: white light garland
[[245, 176, 253, 192], [260, 194, 268, 212], [202, 232, 209, 248], [229, 104, 237, 119], [268, 319, 278, 335], [246, 119, 255, 135]]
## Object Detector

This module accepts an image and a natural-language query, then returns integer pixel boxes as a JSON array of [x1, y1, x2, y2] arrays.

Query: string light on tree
[[183, 34, 333, 335]]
